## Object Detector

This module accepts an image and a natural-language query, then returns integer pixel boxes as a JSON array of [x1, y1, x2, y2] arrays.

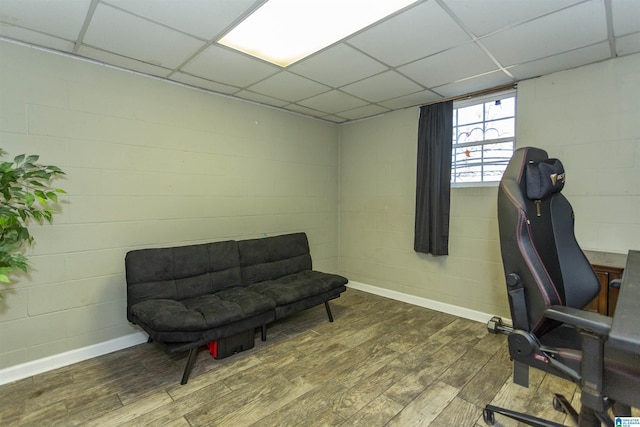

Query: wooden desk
[[583, 250, 626, 316], [608, 250, 640, 354]]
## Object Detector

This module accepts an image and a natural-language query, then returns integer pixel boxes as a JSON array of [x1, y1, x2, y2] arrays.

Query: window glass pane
[[485, 96, 515, 120], [481, 141, 512, 182], [453, 145, 483, 183], [453, 164, 482, 183], [455, 124, 485, 143], [454, 145, 480, 163], [485, 117, 515, 139], [483, 141, 513, 161], [457, 103, 483, 125], [481, 164, 505, 182], [451, 91, 515, 185]]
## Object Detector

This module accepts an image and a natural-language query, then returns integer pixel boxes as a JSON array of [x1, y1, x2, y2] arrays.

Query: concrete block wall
[[339, 52, 640, 319], [516, 53, 640, 254], [0, 40, 340, 370], [1, 38, 638, 377], [339, 109, 507, 318]]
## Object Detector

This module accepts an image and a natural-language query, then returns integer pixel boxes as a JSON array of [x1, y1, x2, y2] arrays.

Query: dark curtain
[[414, 101, 453, 256]]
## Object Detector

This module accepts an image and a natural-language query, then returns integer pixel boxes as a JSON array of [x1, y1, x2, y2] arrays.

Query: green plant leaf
[[25, 192, 35, 207], [0, 151, 65, 296], [34, 189, 47, 205]]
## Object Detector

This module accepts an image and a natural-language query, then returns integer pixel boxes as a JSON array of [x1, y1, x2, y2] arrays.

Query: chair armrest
[[544, 306, 612, 336]]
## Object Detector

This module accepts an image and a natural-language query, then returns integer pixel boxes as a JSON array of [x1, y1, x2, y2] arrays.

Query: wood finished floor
[[0, 289, 599, 426]]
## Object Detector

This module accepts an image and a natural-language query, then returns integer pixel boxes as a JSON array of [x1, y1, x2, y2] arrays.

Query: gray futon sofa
[[125, 232, 348, 384]]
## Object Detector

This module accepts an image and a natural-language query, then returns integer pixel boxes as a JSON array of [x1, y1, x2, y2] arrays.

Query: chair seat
[[130, 288, 275, 334]]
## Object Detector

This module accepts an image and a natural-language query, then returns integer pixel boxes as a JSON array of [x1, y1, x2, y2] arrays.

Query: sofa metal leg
[[147, 336, 153, 343], [325, 301, 334, 322], [181, 347, 198, 385], [261, 325, 267, 341]]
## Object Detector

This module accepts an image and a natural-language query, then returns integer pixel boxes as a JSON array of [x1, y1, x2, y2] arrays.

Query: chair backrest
[[125, 240, 242, 321], [238, 232, 312, 286], [497, 147, 599, 336]]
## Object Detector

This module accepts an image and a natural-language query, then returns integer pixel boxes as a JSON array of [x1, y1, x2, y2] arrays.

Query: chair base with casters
[[484, 393, 577, 427], [484, 317, 583, 427], [483, 309, 631, 426]]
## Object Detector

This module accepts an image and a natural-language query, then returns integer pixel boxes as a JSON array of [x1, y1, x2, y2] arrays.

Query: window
[[451, 91, 516, 185]]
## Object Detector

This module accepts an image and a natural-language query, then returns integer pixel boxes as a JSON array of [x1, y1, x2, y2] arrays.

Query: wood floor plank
[[2, 289, 618, 427], [430, 396, 483, 426], [438, 347, 492, 389], [458, 342, 513, 407], [184, 374, 314, 426], [118, 380, 234, 427], [384, 355, 449, 406], [343, 393, 404, 426], [331, 361, 415, 419], [386, 380, 460, 426], [86, 390, 173, 427], [249, 379, 348, 427]]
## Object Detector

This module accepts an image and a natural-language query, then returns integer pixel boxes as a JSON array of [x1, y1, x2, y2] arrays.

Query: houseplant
[[0, 149, 65, 295]]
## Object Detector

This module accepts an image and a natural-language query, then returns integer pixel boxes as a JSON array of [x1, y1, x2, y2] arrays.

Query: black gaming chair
[[484, 146, 639, 426]]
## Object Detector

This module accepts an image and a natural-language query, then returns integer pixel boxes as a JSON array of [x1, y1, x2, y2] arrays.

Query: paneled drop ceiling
[[1, 0, 639, 123]]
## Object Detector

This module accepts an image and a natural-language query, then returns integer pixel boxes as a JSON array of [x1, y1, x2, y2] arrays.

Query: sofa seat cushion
[[247, 270, 348, 305], [130, 288, 275, 333]]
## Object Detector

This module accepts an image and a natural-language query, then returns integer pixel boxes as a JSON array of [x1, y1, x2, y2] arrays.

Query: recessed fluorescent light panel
[[219, 0, 418, 67]]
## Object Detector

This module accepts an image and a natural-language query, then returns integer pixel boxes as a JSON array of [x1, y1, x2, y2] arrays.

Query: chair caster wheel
[[487, 316, 502, 334], [483, 408, 496, 425], [552, 396, 564, 412]]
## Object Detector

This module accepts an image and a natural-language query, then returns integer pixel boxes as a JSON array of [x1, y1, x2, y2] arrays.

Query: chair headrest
[[526, 158, 565, 200]]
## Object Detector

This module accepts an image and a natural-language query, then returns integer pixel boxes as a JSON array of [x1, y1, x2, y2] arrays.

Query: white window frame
[[451, 90, 516, 187]]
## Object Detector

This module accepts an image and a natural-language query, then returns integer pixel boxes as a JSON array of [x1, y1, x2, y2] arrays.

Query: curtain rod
[[420, 82, 517, 107]]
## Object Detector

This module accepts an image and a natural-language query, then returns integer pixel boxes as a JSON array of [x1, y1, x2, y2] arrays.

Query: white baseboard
[[0, 332, 147, 386], [347, 281, 499, 324], [1, 283, 504, 386]]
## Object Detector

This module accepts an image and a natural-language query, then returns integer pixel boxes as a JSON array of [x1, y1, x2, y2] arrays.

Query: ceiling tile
[[378, 90, 442, 110], [611, 0, 640, 37], [341, 71, 424, 103], [289, 44, 388, 87], [104, 0, 258, 40], [182, 45, 279, 88], [170, 72, 239, 95], [0, 25, 74, 52], [508, 42, 611, 81], [78, 45, 172, 77], [347, 1, 470, 67], [434, 70, 514, 98], [297, 90, 368, 114], [337, 104, 390, 121], [441, 0, 583, 37], [321, 115, 348, 124], [283, 103, 330, 119], [398, 42, 497, 88], [0, 0, 91, 40], [83, 3, 205, 69], [234, 90, 290, 108], [248, 71, 330, 102], [0, 0, 629, 123], [481, 1, 608, 67], [616, 33, 640, 56]]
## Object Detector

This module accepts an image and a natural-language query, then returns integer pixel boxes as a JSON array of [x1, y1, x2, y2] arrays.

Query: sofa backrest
[[125, 240, 242, 315], [238, 233, 312, 286]]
